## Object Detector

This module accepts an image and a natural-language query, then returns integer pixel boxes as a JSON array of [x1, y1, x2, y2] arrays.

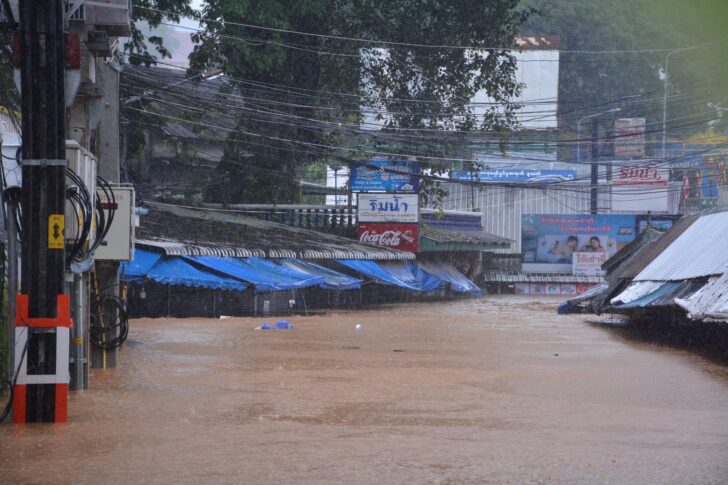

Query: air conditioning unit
[[82, 0, 132, 37]]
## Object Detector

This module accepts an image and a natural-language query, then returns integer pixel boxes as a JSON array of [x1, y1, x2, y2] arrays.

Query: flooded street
[[2, 296, 727, 483]]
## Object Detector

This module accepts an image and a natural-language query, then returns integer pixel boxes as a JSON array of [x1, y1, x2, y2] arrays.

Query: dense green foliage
[[523, 0, 728, 139], [183, 0, 532, 204]]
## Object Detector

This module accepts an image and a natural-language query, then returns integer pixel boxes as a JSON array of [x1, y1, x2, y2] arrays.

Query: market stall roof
[[185, 256, 323, 291], [336, 259, 440, 292], [125, 250, 248, 291], [675, 273, 728, 322], [137, 202, 414, 260], [123, 248, 162, 283], [420, 225, 512, 252], [635, 211, 728, 282], [279, 259, 362, 290], [420, 210, 511, 252], [416, 260, 482, 295]]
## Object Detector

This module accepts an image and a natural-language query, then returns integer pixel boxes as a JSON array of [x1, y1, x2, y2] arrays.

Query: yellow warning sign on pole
[[48, 214, 64, 249]]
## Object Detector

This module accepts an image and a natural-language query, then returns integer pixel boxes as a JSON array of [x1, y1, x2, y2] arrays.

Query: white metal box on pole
[[94, 185, 135, 261]]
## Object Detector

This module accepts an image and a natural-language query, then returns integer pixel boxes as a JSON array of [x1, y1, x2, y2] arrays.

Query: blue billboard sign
[[451, 168, 576, 183], [521, 214, 637, 274], [351, 160, 420, 192]]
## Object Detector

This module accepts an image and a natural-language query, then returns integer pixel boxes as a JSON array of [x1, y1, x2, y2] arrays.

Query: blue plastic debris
[[557, 302, 577, 315], [276, 320, 294, 330], [260, 322, 271, 330]]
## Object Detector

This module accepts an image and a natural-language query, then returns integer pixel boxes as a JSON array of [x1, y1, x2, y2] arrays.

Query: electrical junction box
[[0, 131, 21, 188], [65, 140, 97, 244], [94, 184, 135, 261]]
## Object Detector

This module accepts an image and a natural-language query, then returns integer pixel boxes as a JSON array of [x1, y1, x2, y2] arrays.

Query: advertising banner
[[521, 214, 636, 274], [358, 193, 419, 223], [358, 222, 419, 253], [514, 283, 594, 295], [451, 168, 576, 183], [351, 160, 419, 192], [614, 118, 646, 157], [572, 252, 608, 277]]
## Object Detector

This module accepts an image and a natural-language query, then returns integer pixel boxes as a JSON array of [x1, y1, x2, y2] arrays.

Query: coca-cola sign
[[358, 223, 419, 253]]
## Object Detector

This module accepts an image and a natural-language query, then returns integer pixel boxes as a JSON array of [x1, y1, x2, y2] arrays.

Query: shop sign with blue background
[[351, 160, 420, 192]]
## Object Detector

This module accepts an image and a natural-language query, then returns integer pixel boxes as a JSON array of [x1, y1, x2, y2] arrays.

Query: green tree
[[125, 0, 195, 65], [187, 0, 533, 204]]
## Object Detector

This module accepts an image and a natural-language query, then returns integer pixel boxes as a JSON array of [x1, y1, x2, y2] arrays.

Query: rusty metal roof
[[136, 202, 414, 260], [675, 274, 728, 322]]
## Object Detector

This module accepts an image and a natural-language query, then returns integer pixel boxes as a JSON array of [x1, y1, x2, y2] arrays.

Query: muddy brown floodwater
[[1, 296, 728, 484]]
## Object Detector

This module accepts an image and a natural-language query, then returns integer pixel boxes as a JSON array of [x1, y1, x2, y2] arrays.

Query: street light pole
[[576, 108, 621, 214], [661, 50, 677, 162], [577, 108, 621, 162]]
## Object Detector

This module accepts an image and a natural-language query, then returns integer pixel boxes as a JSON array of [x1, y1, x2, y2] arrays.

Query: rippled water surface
[[1, 296, 727, 483]]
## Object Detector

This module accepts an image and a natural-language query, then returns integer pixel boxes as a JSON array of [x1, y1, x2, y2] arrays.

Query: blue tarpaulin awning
[[186, 256, 323, 291], [416, 260, 482, 295], [336, 259, 444, 292], [614, 281, 683, 309], [122, 248, 163, 283], [279, 259, 362, 290], [145, 256, 248, 291], [379, 261, 445, 292]]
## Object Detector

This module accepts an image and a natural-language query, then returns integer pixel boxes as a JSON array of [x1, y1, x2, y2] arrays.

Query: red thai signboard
[[614, 163, 669, 186], [358, 223, 419, 253]]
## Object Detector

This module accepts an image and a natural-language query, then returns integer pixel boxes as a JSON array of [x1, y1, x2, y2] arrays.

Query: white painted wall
[[361, 48, 560, 131]]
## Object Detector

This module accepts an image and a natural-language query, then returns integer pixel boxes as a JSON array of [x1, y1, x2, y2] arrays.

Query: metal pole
[[661, 52, 672, 162], [70, 274, 85, 391], [577, 118, 583, 162], [590, 118, 599, 214], [18, 0, 68, 422], [7, 213, 17, 379]]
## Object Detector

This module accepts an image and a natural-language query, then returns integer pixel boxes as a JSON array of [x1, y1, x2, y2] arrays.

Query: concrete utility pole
[[590, 118, 599, 214], [14, 0, 70, 423], [577, 108, 620, 214]]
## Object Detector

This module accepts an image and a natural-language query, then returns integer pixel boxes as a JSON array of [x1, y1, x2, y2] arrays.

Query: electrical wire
[[0, 327, 28, 423], [137, 6, 722, 55]]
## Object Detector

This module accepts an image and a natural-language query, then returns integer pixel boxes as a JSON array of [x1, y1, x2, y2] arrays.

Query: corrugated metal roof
[[675, 274, 728, 322], [611, 281, 664, 306], [484, 270, 603, 284], [420, 226, 511, 246], [635, 211, 728, 281], [613, 281, 683, 309], [136, 202, 415, 260], [137, 239, 266, 258]]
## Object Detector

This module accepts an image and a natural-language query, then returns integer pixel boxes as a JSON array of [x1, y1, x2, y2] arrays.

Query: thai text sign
[[358, 194, 419, 223], [351, 160, 419, 192], [572, 252, 608, 277], [521, 214, 636, 274], [451, 168, 576, 183], [358, 222, 419, 252], [613, 163, 668, 186]]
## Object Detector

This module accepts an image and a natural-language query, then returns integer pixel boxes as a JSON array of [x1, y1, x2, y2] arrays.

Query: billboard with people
[[521, 214, 637, 273]]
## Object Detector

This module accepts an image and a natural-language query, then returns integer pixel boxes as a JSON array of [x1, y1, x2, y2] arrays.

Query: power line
[[137, 6, 721, 55]]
